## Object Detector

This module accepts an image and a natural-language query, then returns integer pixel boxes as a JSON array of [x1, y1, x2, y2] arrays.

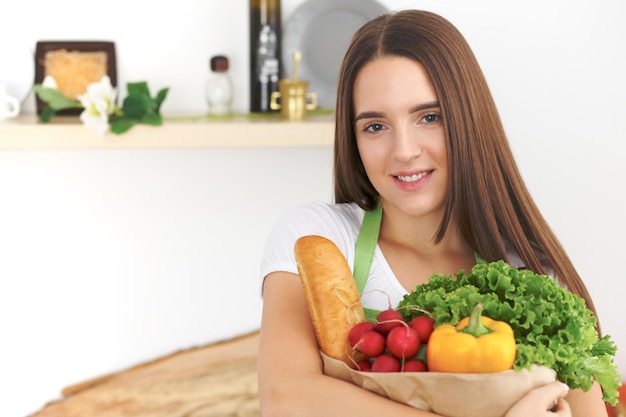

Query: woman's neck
[[377, 205, 475, 286], [378, 203, 470, 255]]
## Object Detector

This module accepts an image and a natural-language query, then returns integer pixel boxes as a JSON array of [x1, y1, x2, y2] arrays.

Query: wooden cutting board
[[30, 331, 261, 417]]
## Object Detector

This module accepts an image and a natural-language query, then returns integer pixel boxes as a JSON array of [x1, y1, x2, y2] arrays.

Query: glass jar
[[206, 55, 234, 115]]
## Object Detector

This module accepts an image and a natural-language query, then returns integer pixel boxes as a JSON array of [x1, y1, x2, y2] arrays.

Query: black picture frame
[[34, 41, 117, 116]]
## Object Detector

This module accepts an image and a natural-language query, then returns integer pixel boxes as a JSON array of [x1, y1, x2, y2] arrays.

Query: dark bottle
[[249, 0, 282, 112]]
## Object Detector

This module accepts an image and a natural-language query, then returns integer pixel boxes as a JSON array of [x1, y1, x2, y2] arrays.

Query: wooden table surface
[[30, 331, 261, 417]]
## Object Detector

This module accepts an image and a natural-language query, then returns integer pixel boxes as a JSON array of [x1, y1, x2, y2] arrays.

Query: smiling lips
[[395, 170, 433, 183]]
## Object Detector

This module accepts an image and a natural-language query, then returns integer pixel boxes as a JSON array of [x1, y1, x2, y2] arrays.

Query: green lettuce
[[397, 260, 621, 405]]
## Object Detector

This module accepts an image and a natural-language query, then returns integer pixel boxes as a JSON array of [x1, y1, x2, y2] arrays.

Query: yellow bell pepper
[[427, 303, 516, 373]]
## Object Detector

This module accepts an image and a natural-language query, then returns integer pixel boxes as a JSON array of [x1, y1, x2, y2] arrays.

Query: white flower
[[77, 76, 118, 136], [42, 75, 58, 89]]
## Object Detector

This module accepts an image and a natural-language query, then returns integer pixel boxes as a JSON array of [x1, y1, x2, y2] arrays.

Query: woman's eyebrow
[[409, 100, 440, 113], [354, 111, 384, 122], [354, 101, 441, 122]]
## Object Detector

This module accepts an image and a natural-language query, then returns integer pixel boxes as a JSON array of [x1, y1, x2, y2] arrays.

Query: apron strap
[[475, 253, 487, 264], [353, 204, 382, 294], [354, 204, 383, 322]]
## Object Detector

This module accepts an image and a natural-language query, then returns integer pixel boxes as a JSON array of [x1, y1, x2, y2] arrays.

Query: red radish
[[348, 321, 376, 347], [375, 309, 404, 335], [386, 326, 421, 359], [355, 359, 372, 372], [409, 316, 435, 344], [354, 330, 386, 357], [403, 359, 428, 372], [371, 354, 401, 372]]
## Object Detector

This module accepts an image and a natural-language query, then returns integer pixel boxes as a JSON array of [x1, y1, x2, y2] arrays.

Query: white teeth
[[397, 171, 429, 182]]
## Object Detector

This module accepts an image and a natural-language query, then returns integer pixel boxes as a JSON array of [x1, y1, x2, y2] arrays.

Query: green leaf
[[141, 112, 162, 126], [126, 82, 150, 96], [592, 335, 618, 356], [154, 87, 169, 112], [39, 107, 57, 123], [121, 94, 153, 119], [110, 116, 138, 134], [34, 85, 80, 110], [583, 355, 621, 405]]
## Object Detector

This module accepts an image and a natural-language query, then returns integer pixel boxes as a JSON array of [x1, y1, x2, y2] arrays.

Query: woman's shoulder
[[273, 200, 364, 243], [260, 201, 364, 280], [283, 200, 360, 215], [278, 200, 361, 223]]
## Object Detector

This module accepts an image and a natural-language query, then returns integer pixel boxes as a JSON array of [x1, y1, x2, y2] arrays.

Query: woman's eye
[[421, 113, 441, 124], [364, 123, 385, 132]]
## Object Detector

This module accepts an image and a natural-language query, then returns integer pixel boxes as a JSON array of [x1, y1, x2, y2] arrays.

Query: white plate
[[282, 0, 388, 109], [0, 44, 35, 106]]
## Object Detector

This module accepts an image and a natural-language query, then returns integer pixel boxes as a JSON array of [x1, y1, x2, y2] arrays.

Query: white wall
[[1, 1, 625, 416]]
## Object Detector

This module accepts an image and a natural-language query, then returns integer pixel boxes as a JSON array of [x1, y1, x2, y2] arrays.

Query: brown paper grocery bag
[[322, 353, 556, 417]]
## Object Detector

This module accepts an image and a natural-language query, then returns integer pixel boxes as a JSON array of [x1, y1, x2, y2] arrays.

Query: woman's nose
[[391, 127, 422, 162]]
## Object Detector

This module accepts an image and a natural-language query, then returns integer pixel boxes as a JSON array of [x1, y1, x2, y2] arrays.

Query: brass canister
[[270, 80, 317, 121]]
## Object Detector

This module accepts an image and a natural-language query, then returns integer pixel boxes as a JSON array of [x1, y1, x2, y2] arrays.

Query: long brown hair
[[333, 10, 599, 324]]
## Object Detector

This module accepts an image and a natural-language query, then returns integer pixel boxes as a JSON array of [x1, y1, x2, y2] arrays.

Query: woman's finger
[[552, 397, 572, 415], [543, 381, 570, 411]]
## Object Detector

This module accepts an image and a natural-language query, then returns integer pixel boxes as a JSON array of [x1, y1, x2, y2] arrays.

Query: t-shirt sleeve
[[259, 201, 359, 293]]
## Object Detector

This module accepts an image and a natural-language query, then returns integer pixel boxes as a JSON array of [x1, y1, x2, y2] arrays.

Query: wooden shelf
[[0, 114, 335, 150]]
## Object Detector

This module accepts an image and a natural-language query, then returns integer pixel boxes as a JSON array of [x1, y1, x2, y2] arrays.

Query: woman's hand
[[505, 381, 571, 417]]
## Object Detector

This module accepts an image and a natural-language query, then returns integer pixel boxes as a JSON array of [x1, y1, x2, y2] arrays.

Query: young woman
[[258, 9, 606, 417]]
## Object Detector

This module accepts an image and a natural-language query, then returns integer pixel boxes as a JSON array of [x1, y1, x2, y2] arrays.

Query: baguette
[[294, 235, 365, 365]]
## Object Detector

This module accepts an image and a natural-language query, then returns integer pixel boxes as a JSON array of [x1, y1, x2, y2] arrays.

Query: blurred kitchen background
[[1, 1, 625, 416]]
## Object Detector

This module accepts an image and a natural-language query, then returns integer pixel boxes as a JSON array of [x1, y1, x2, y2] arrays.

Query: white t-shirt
[[260, 200, 532, 312]]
